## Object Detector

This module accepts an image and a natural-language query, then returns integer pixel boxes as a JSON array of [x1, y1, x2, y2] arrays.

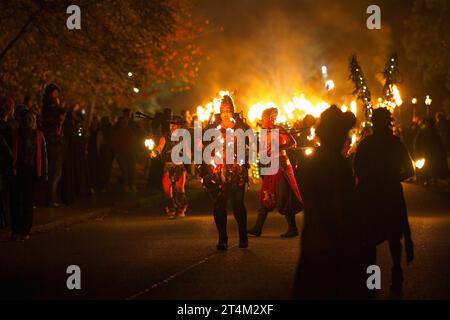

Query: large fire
[[193, 84, 402, 127], [246, 94, 331, 125]]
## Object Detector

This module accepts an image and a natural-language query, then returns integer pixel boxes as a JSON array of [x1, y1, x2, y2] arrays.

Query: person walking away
[[293, 105, 360, 299], [354, 108, 415, 293]]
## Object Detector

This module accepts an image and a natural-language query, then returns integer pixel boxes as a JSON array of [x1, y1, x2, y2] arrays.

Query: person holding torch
[[151, 115, 188, 219]]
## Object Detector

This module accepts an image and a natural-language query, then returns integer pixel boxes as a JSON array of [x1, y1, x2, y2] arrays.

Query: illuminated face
[[220, 111, 234, 127], [262, 111, 277, 128]]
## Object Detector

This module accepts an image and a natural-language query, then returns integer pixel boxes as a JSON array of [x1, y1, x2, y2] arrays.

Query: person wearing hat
[[248, 107, 303, 238], [151, 115, 188, 219], [201, 95, 250, 250], [354, 107, 415, 293]]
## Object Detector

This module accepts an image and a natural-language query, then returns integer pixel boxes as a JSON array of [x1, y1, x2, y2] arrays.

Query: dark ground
[[1, 180, 449, 300]]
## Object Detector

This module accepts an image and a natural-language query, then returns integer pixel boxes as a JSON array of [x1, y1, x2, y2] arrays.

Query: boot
[[217, 237, 228, 251], [247, 210, 268, 236], [281, 213, 298, 238]]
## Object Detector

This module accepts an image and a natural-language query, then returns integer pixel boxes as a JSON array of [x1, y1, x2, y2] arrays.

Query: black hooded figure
[[354, 108, 415, 293], [293, 105, 361, 299]]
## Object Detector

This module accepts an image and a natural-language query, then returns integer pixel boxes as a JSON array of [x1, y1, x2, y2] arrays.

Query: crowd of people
[[0, 84, 194, 240]]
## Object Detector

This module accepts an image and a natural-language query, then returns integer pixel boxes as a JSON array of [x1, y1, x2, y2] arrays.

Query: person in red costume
[[248, 107, 303, 238]]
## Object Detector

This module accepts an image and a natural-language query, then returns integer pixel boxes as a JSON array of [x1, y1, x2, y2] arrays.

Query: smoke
[[188, 0, 393, 111]]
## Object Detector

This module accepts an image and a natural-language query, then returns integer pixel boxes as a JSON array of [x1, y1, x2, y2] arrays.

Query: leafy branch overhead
[[0, 0, 207, 107]]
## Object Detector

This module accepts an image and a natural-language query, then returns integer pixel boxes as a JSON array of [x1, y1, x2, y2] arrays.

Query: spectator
[[10, 109, 47, 241], [414, 117, 449, 184], [0, 97, 18, 228], [436, 112, 450, 153], [87, 116, 101, 193], [97, 116, 115, 192], [0, 106, 13, 229], [42, 84, 66, 208], [62, 103, 88, 203], [112, 116, 138, 192]]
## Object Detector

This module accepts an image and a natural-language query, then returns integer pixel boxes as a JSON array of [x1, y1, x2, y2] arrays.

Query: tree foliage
[[403, 0, 450, 112], [0, 0, 205, 111]]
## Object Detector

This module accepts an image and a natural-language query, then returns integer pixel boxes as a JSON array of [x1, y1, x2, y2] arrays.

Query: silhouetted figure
[[62, 103, 87, 204], [87, 116, 101, 193], [97, 116, 114, 191], [293, 105, 359, 299], [10, 109, 47, 241], [0, 98, 17, 229], [147, 112, 164, 191], [0, 108, 13, 229], [414, 117, 449, 184], [112, 116, 138, 192], [41, 85, 65, 207], [354, 108, 415, 293], [436, 112, 449, 153], [404, 116, 421, 157], [248, 107, 303, 238]]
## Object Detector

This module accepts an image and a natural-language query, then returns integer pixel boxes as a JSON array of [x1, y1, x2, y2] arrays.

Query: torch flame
[[144, 139, 155, 151], [415, 158, 425, 169], [391, 85, 403, 106]]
